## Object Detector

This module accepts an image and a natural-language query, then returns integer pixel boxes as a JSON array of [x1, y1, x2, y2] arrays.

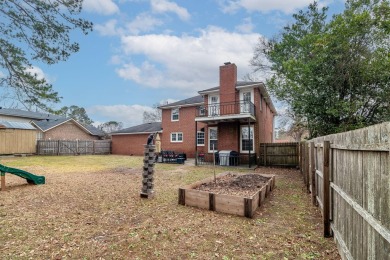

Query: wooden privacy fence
[[37, 140, 111, 155], [259, 142, 299, 167], [300, 123, 390, 260]]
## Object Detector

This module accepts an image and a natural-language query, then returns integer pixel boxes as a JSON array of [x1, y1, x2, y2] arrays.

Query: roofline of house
[[159, 102, 204, 109], [235, 82, 265, 89], [32, 118, 96, 135], [111, 130, 163, 135], [198, 89, 219, 95], [30, 121, 44, 132]]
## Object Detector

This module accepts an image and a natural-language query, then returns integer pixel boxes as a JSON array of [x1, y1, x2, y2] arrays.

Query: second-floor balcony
[[195, 101, 256, 123]]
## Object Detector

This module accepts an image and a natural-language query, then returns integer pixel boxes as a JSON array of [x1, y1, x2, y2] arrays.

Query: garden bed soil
[[194, 172, 271, 197], [179, 172, 275, 218]]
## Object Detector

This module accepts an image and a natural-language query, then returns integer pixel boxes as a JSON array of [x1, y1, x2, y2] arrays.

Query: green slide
[[0, 164, 45, 185]]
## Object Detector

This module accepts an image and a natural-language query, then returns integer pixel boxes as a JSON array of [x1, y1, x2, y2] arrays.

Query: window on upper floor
[[171, 132, 183, 142], [171, 108, 179, 121]]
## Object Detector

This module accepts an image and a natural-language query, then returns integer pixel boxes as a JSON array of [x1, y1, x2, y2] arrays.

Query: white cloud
[[235, 17, 254, 33], [25, 66, 52, 83], [95, 14, 163, 36], [117, 26, 262, 93], [151, 0, 190, 21], [94, 19, 123, 36], [220, 0, 335, 14], [83, 0, 119, 15], [88, 104, 154, 127], [125, 13, 163, 35]]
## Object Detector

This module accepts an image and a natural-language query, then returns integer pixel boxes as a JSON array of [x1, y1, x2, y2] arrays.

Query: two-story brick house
[[112, 62, 276, 166], [159, 62, 276, 165]]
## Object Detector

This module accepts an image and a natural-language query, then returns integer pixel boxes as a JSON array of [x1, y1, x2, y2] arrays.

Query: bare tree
[[143, 103, 162, 123]]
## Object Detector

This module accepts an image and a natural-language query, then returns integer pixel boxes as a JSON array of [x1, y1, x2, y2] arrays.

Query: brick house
[[111, 122, 163, 155], [112, 62, 276, 165], [32, 118, 104, 140]]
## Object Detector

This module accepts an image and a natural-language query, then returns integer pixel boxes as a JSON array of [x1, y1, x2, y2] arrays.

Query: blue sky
[[23, 0, 345, 127]]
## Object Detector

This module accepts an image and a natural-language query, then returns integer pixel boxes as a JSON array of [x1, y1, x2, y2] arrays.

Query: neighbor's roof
[[0, 108, 62, 120], [111, 122, 162, 135], [0, 120, 36, 130], [158, 95, 204, 109], [32, 118, 105, 136]]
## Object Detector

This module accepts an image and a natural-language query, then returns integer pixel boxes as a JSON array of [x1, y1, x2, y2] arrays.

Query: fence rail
[[300, 122, 390, 260], [259, 142, 299, 167], [37, 140, 111, 155]]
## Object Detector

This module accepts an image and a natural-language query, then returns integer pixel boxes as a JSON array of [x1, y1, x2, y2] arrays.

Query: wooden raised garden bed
[[178, 172, 275, 218]]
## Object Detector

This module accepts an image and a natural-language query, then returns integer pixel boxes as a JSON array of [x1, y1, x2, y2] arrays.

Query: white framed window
[[197, 131, 205, 146], [170, 132, 183, 142], [208, 127, 218, 152], [240, 126, 254, 153], [171, 108, 179, 121]]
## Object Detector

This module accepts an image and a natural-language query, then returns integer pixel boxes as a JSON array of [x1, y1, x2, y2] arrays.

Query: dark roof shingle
[[158, 95, 203, 109], [0, 108, 62, 120], [112, 122, 162, 134]]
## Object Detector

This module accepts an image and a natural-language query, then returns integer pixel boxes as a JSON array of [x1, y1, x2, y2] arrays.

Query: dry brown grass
[[0, 155, 340, 259]]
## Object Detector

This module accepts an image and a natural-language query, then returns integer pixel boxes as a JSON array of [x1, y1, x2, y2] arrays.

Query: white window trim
[[240, 125, 255, 153], [197, 131, 205, 146], [171, 108, 179, 121], [170, 132, 183, 143], [239, 88, 254, 103], [208, 127, 218, 153]]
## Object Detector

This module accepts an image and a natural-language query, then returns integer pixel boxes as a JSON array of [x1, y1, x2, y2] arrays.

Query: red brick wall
[[254, 88, 275, 148], [112, 133, 149, 155], [219, 63, 237, 104], [44, 122, 99, 140], [161, 106, 206, 157], [218, 122, 239, 151]]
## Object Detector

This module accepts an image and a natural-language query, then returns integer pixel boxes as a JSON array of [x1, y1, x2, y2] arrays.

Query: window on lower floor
[[240, 126, 254, 153], [171, 132, 183, 142], [208, 127, 218, 152], [197, 131, 205, 146]]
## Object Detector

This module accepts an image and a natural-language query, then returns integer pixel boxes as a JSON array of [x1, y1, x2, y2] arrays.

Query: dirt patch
[[194, 173, 271, 197]]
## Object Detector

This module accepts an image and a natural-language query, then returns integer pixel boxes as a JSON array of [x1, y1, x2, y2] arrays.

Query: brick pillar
[[140, 144, 156, 198]]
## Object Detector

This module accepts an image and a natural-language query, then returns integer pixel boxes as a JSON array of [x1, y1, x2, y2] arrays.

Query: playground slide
[[0, 164, 45, 185]]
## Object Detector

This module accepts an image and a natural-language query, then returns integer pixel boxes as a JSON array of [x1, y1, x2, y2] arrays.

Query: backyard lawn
[[0, 155, 340, 259]]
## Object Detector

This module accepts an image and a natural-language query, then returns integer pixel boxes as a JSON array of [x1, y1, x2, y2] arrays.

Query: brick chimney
[[219, 62, 237, 103]]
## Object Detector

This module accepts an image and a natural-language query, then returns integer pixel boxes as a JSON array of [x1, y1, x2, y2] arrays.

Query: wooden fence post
[[310, 142, 316, 205], [1, 171, 5, 191], [305, 142, 310, 192], [323, 140, 331, 237]]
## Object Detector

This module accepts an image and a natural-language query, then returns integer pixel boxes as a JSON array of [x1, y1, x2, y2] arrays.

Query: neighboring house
[[32, 118, 105, 141], [112, 62, 277, 165], [0, 108, 104, 141], [111, 122, 162, 155]]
